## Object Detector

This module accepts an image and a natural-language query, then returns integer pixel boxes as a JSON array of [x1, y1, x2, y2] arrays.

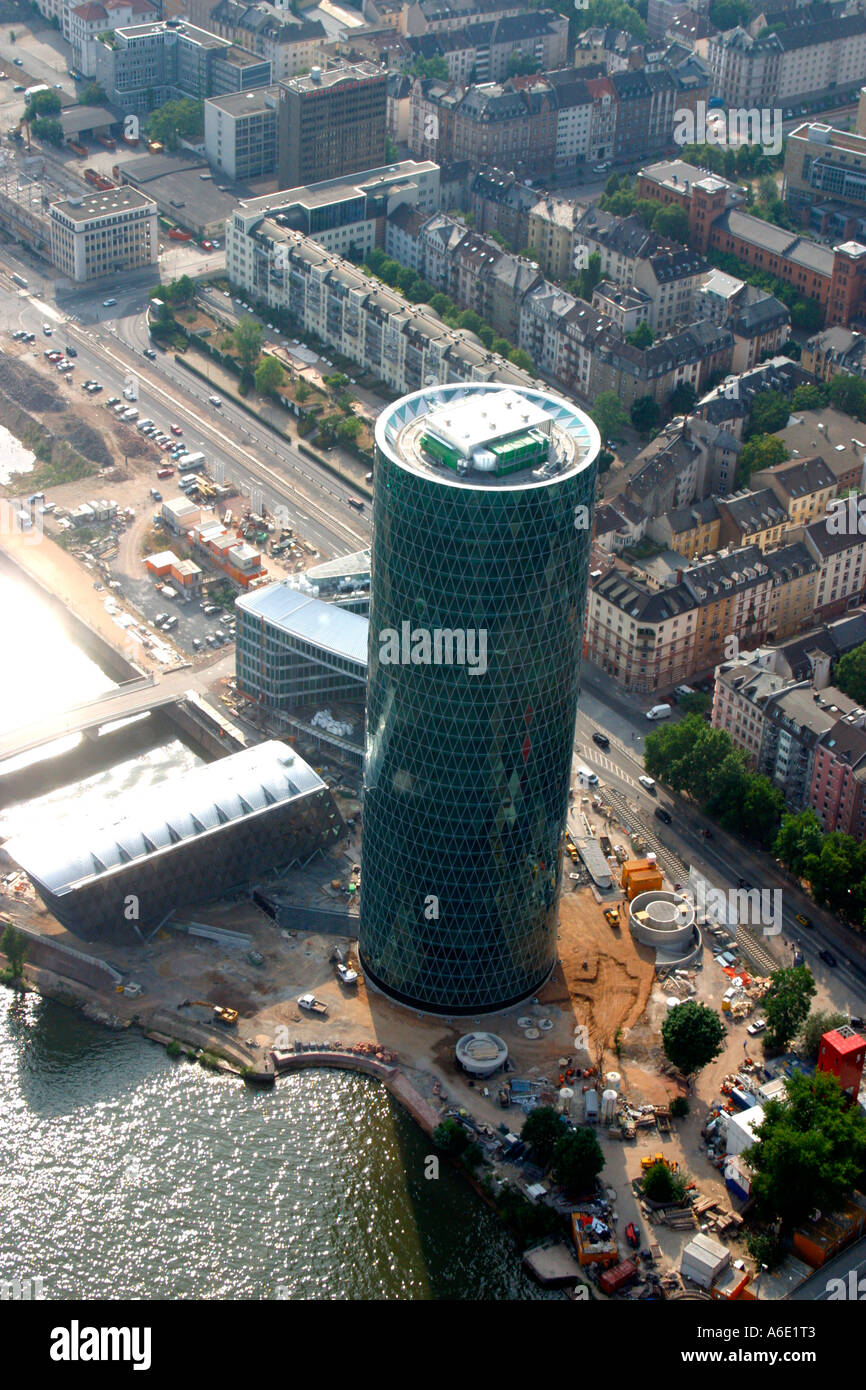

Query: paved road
[[0, 254, 371, 560]]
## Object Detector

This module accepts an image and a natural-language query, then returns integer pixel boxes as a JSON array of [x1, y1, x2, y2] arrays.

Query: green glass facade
[[359, 385, 600, 1015]]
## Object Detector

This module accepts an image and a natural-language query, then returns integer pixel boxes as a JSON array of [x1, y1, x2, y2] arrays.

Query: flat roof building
[[48, 186, 157, 282], [5, 741, 344, 942], [277, 60, 387, 191], [236, 582, 368, 710], [204, 85, 279, 181]]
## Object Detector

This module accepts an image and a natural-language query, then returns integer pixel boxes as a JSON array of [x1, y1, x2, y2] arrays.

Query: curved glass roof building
[[359, 384, 600, 1014]]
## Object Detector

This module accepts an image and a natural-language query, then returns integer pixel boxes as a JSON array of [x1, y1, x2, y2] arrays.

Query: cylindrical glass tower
[[359, 383, 599, 1014]]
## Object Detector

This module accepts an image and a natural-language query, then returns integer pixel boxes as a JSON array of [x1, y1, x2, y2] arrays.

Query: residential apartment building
[[527, 196, 581, 281], [207, 1, 328, 82], [724, 10, 866, 107], [95, 20, 272, 114], [715, 488, 789, 551], [776, 409, 866, 493], [468, 166, 538, 248], [573, 206, 707, 334], [396, 0, 524, 37], [204, 87, 279, 181], [277, 62, 387, 190], [49, 186, 157, 282], [646, 497, 721, 558], [805, 501, 866, 618], [801, 326, 866, 382], [224, 221, 535, 396], [403, 9, 569, 83], [240, 159, 438, 263], [784, 122, 866, 217], [752, 454, 837, 527]]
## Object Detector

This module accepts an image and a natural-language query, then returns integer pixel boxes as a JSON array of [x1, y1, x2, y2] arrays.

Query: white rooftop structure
[[236, 582, 369, 666], [724, 1103, 765, 1156], [423, 389, 550, 457], [5, 741, 325, 897]]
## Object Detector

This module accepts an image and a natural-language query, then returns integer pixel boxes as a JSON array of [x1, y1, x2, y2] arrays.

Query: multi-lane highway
[[0, 254, 372, 559]]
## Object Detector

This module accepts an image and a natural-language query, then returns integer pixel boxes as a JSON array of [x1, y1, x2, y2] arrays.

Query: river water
[[0, 570, 549, 1300]]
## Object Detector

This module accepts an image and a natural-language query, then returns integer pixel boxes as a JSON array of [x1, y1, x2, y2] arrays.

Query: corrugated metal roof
[[6, 741, 325, 896], [237, 582, 369, 664]]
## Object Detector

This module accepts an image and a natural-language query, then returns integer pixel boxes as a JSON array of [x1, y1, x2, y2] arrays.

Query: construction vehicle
[[297, 993, 328, 1015], [178, 998, 238, 1027], [603, 905, 620, 929], [641, 1153, 678, 1173]]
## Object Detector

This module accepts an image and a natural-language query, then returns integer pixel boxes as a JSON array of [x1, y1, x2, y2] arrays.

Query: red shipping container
[[599, 1259, 637, 1295]]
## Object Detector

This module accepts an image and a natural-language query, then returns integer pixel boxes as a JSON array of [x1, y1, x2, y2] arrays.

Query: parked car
[[43, 324, 52, 335], [654, 807, 672, 825], [747, 1018, 767, 1036], [592, 731, 610, 750]]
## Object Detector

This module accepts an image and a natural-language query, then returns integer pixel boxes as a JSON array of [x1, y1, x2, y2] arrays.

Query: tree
[[508, 347, 534, 373], [145, 97, 204, 150], [591, 390, 629, 443], [745, 1070, 866, 1226], [336, 416, 363, 443], [507, 50, 540, 76], [80, 81, 107, 105], [232, 315, 263, 372], [661, 999, 725, 1077], [521, 1105, 565, 1165], [678, 691, 710, 716], [652, 204, 690, 242], [254, 355, 284, 398], [627, 322, 654, 350], [774, 809, 825, 876], [630, 394, 660, 436], [828, 372, 866, 420], [791, 383, 827, 412], [642, 1160, 687, 1204], [295, 378, 311, 404], [25, 89, 61, 120], [709, 0, 750, 28], [408, 54, 449, 80], [1, 922, 26, 978], [736, 433, 789, 485], [763, 966, 816, 1052], [799, 1010, 849, 1062], [432, 1117, 468, 1155], [835, 641, 866, 704], [576, 251, 602, 301], [668, 382, 697, 416], [31, 118, 63, 146], [747, 1229, 783, 1270], [164, 275, 196, 305], [746, 389, 791, 439], [551, 1126, 604, 1194]]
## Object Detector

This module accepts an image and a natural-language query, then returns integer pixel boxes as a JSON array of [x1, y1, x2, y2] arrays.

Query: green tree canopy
[[145, 97, 203, 150], [408, 54, 450, 80], [746, 389, 791, 439], [591, 390, 629, 443], [1, 922, 27, 978], [828, 372, 866, 420], [737, 433, 789, 486], [745, 1070, 866, 1226], [774, 810, 826, 877], [31, 117, 63, 145], [80, 80, 107, 104], [630, 394, 660, 435], [508, 347, 534, 373], [661, 999, 726, 1077], [799, 1009, 849, 1062], [791, 383, 828, 412], [642, 1160, 687, 1204], [507, 50, 541, 75], [651, 204, 690, 242], [232, 315, 263, 372], [521, 1105, 566, 1165], [763, 966, 817, 1052], [432, 1117, 468, 1155], [254, 355, 285, 398], [627, 322, 654, 350], [668, 382, 697, 416], [25, 89, 61, 120], [551, 1126, 604, 1195], [835, 641, 866, 704], [709, 0, 750, 28]]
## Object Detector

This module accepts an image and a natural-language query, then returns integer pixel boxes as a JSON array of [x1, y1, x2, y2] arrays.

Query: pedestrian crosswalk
[[574, 742, 638, 788]]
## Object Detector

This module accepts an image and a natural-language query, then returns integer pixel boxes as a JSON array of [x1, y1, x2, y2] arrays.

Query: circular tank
[[558, 1086, 574, 1114], [605, 1072, 621, 1093], [601, 1088, 618, 1124], [455, 1031, 508, 1077], [629, 890, 696, 949]]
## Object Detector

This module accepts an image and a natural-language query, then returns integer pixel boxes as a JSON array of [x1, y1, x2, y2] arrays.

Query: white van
[[638, 775, 656, 792], [646, 704, 672, 720], [576, 764, 600, 787], [674, 684, 695, 699]]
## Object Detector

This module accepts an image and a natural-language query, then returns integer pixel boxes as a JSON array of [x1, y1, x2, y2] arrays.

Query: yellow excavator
[[179, 999, 238, 1027]]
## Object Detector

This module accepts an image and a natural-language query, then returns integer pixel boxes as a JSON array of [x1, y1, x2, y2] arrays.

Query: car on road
[[747, 1018, 767, 1036], [102, 298, 117, 307], [592, 731, 610, 750], [795, 913, 813, 928], [143, 347, 156, 359], [208, 394, 222, 406], [654, 806, 672, 825], [593, 161, 611, 173], [12, 83, 23, 90], [170, 424, 182, 434], [13, 57, 23, 66], [819, 948, 838, 968], [638, 775, 656, 792], [42, 324, 52, 335]]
